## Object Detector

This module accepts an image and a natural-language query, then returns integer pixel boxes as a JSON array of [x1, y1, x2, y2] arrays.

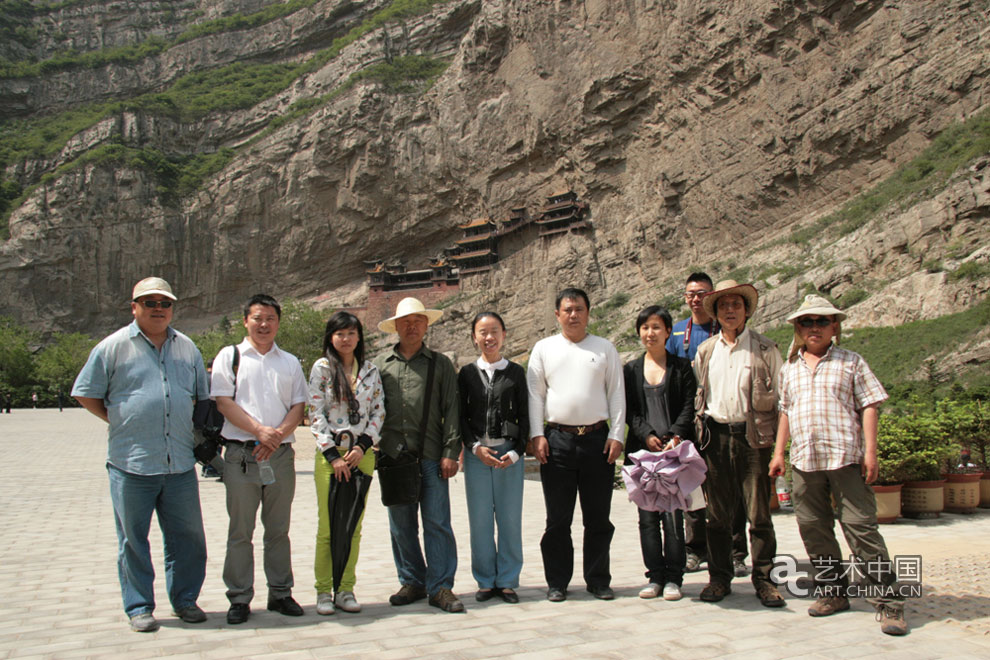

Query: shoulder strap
[[416, 354, 437, 457], [231, 345, 240, 399]]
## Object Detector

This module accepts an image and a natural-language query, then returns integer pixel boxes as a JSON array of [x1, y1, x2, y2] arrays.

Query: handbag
[[192, 345, 239, 465], [378, 355, 436, 506]]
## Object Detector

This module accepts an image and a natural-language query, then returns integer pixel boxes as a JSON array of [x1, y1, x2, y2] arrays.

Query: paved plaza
[[1, 409, 989, 659]]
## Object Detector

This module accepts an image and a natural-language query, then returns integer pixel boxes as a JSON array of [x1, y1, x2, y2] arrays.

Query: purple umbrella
[[622, 441, 707, 512]]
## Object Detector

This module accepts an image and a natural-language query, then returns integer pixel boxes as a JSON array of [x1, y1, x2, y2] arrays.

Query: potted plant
[[940, 399, 989, 511], [881, 403, 958, 518], [874, 416, 914, 523]]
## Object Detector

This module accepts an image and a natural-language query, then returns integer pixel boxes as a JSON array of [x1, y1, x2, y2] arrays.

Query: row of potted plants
[[874, 399, 989, 521]]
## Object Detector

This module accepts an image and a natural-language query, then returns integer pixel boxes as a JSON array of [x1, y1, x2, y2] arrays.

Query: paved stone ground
[[1, 409, 989, 659]]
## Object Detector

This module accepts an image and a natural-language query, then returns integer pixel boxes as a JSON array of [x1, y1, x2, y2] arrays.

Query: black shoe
[[475, 589, 496, 602], [172, 604, 207, 623], [587, 585, 615, 600], [547, 587, 567, 602], [267, 596, 304, 617], [226, 603, 250, 625], [497, 588, 519, 604]]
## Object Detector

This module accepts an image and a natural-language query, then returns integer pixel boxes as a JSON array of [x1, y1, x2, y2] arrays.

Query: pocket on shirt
[[172, 361, 197, 397]]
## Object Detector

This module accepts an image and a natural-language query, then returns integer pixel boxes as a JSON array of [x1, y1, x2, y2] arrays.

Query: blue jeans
[[387, 458, 457, 595], [107, 464, 207, 617], [463, 444, 524, 589]]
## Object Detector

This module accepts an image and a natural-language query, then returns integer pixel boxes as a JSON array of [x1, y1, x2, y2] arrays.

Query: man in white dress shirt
[[212, 294, 308, 624], [527, 287, 626, 602]]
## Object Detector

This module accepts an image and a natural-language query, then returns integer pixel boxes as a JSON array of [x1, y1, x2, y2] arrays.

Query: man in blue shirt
[[665, 272, 749, 577], [73, 277, 210, 633]]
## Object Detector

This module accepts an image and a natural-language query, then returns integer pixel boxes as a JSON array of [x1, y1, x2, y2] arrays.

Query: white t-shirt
[[210, 339, 308, 443], [526, 333, 626, 444]]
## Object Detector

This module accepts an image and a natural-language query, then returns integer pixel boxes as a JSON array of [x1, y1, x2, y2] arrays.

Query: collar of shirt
[[237, 337, 285, 359], [476, 356, 508, 378], [717, 326, 749, 348], [128, 320, 176, 346], [386, 343, 433, 363], [798, 343, 835, 366]]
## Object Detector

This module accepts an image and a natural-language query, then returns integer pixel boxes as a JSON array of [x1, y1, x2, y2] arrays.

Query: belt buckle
[[575, 425, 586, 436]]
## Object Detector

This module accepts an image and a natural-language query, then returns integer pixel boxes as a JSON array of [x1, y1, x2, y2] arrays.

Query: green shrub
[[948, 261, 990, 282], [837, 287, 869, 307]]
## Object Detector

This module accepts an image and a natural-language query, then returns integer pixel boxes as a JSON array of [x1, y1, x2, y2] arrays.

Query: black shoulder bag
[[192, 345, 239, 465], [378, 355, 436, 507]]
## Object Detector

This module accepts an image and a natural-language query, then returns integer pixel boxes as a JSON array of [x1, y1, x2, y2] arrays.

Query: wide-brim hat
[[378, 297, 443, 333], [131, 276, 176, 301], [702, 280, 759, 319], [786, 294, 847, 323]]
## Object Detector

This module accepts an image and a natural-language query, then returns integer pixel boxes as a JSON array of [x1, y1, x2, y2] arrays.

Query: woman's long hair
[[321, 311, 365, 403]]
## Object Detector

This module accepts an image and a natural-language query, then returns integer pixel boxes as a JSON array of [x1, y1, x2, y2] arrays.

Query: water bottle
[[258, 459, 276, 486], [775, 476, 792, 508]]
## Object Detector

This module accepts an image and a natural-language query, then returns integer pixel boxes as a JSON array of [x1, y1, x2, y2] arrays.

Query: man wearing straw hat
[[693, 280, 785, 607], [374, 297, 464, 613], [72, 277, 210, 632], [769, 295, 906, 635]]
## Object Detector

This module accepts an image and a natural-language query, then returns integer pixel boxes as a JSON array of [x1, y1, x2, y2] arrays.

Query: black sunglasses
[[136, 300, 173, 309], [797, 317, 833, 328], [347, 395, 361, 425]]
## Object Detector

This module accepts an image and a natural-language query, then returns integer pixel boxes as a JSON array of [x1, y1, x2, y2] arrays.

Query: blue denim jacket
[[72, 321, 209, 475]]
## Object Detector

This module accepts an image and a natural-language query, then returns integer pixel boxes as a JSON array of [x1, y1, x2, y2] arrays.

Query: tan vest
[[694, 329, 783, 449]]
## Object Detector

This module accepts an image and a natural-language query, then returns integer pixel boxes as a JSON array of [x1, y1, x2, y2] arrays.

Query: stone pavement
[[1, 409, 989, 659]]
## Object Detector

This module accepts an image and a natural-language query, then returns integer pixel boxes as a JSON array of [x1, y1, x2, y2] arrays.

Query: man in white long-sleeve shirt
[[527, 287, 626, 602]]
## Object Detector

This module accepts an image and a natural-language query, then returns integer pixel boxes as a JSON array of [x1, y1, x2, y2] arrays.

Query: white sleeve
[[526, 341, 548, 438], [604, 342, 627, 445], [210, 346, 236, 398]]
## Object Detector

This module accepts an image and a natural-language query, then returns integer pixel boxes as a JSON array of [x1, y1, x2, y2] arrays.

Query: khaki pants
[[223, 443, 296, 604], [792, 464, 901, 607]]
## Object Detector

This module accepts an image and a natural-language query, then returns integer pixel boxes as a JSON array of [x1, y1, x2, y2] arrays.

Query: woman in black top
[[624, 305, 697, 601], [458, 312, 529, 604]]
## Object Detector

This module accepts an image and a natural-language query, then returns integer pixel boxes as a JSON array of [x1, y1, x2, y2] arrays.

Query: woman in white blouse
[[308, 312, 384, 615]]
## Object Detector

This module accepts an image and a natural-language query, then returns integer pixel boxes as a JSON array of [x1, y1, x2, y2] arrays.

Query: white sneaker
[[334, 591, 361, 613], [316, 592, 335, 615], [662, 583, 683, 601], [638, 583, 662, 599]]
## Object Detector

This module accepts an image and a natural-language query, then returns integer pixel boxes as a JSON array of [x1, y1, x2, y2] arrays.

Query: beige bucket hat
[[378, 297, 443, 333], [786, 294, 847, 323], [702, 280, 759, 319]]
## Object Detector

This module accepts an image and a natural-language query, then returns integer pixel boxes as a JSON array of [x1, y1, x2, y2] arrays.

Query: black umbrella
[[327, 470, 373, 593]]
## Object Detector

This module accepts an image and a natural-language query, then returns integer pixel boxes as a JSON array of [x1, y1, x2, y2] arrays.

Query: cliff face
[[1, 0, 988, 358]]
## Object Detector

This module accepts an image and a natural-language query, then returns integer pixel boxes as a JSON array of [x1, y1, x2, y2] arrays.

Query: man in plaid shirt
[[769, 295, 907, 636]]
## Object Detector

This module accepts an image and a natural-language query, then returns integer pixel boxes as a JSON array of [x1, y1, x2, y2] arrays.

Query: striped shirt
[[778, 345, 887, 472]]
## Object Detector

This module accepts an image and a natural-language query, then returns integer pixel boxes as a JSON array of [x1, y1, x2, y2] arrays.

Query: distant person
[[31, 391, 37, 408], [458, 312, 528, 604], [308, 312, 384, 615], [57, 389, 64, 411], [374, 297, 464, 613], [212, 294, 308, 625], [527, 287, 626, 602], [624, 306, 696, 601], [667, 272, 749, 577], [770, 295, 906, 635], [693, 280, 785, 608], [73, 277, 209, 632]]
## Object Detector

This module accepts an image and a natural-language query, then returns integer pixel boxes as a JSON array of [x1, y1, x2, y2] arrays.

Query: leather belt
[[545, 420, 607, 436], [223, 439, 257, 447], [707, 419, 747, 436]]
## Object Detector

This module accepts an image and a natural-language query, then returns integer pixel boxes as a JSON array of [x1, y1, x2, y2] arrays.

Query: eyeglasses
[[797, 317, 833, 328], [136, 300, 173, 309], [684, 291, 710, 299]]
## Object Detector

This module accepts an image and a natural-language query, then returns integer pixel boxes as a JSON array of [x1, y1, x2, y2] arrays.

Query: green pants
[[314, 447, 375, 594]]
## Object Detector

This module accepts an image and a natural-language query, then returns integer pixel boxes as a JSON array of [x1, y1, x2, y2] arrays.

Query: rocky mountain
[[1, 0, 988, 367]]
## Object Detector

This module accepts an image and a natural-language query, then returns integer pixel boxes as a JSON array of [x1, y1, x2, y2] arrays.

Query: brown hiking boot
[[808, 595, 850, 617], [389, 584, 427, 606], [428, 588, 465, 613], [755, 582, 786, 608], [699, 582, 731, 602], [876, 604, 908, 636]]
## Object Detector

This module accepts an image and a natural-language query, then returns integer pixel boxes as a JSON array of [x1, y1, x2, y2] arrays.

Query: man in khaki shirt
[[693, 280, 784, 608]]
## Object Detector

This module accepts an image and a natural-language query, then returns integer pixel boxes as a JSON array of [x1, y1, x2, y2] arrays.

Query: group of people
[[72, 273, 908, 637]]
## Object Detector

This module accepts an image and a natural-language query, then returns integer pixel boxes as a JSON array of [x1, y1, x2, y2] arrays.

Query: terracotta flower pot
[[944, 473, 982, 513], [871, 484, 902, 523], [901, 479, 945, 518], [981, 472, 990, 509]]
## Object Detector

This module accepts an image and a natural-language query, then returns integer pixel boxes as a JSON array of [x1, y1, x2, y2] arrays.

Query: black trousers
[[684, 499, 749, 561], [539, 426, 615, 590], [701, 422, 777, 587]]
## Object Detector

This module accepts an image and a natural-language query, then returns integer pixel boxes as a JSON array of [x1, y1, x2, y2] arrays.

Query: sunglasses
[[136, 300, 173, 309], [347, 395, 361, 425], [797, 317, 833, 328]]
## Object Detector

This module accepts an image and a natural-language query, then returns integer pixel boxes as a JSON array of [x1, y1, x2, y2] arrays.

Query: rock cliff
[[1, 0, 988, 364]]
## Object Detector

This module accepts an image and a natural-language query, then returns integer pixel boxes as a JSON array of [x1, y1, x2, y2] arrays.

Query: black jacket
[[457, 361, 529, 456], [623, 351, 696, 455]]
